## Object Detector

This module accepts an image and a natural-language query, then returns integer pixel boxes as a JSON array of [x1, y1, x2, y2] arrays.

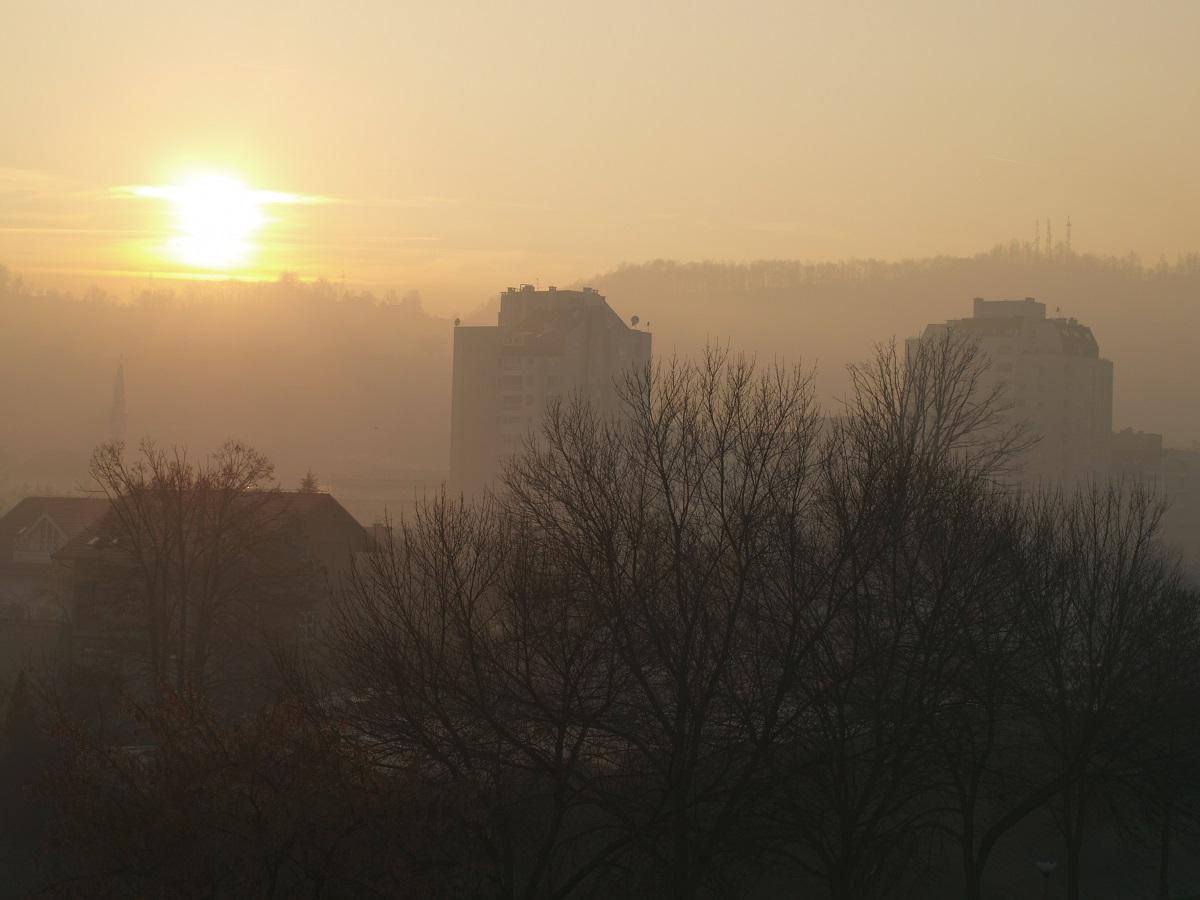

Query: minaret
[[109, 362, 127, 443]]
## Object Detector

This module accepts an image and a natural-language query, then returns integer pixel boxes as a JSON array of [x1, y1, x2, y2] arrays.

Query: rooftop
[[0, 496, 110, 547], [51, 490, 368, 562], [972, 297, 1045, 320]]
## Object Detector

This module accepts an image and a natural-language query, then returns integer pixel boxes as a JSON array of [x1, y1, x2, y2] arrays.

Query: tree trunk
[[668, 813, 697, 900], [828, 865, 853, 900], [1158, 795, 1173, 900], [964, 858, 983, 900], [1064, 783, 1086, 900], [960, 800, 981, 900]]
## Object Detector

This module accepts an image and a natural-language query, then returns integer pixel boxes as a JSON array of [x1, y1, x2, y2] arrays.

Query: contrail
[[982, 154, 1027, 166]]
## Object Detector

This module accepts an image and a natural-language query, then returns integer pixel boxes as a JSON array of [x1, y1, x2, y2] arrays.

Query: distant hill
[[583, 244, 1200, 445], [3, 245, 1199, 512], [0, 270, 453, 509]]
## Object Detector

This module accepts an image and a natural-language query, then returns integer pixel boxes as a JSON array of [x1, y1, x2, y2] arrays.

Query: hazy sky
[[2, 0, 1197, 303]]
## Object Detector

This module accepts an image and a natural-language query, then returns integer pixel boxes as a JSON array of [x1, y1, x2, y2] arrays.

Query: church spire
[[109, 362, 127, 442]]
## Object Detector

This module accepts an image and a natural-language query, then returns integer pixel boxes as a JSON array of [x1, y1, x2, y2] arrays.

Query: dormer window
[[35, 520, 60, 552], [14, 515, 65, 561]]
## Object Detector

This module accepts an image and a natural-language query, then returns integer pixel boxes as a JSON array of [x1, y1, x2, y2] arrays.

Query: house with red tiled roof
[[52, 490, 370, 687], [0, 495, 109, 686], [0, 496, 109, 617], [54, 490, 368, 576]]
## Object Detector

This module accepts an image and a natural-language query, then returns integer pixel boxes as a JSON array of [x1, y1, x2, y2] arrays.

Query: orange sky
[[2, 1, 1198, 308]]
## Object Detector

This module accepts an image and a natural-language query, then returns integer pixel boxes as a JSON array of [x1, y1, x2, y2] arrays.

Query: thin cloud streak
[[982, 154, 1029, 166]]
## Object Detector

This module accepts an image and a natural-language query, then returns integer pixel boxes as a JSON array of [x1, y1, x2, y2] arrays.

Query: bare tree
[[312, 334, 1200, 900], [507, 349, 829, 898], [1134, 649, 1200, 900], [763, 334, 1029, 899], [843, 333, 1033, 485], [1019, 484, 1195, 900], [333, 492, 633, 900], [922, 493, 1049, 900], [85, 440, 319, 703], [42, 689, 482, 899], [331, 349, 827, 899]]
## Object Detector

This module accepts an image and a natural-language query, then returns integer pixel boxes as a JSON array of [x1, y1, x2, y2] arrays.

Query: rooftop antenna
[[1066, 216, 1072, 254], [1034, 218, 1041, 255], [1046, 219, 1053, 259]]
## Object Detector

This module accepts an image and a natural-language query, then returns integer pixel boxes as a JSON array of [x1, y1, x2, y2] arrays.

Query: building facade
[[450, 285, 652, 494], [1161, 445, 1200, 582], [913, 297, 1113, 484]]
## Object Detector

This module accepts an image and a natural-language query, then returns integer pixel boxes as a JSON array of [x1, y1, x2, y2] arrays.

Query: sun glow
[[134, 174, 302, 270]]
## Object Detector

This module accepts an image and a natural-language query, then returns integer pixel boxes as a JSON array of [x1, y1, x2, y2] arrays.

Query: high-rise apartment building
[[450, 285, 652, 494], [913, 297, 1113, 484]]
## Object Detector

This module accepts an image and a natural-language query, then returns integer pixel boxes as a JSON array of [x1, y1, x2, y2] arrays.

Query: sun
[[164, 174, 264, 268], [134, 173, 300, 271]]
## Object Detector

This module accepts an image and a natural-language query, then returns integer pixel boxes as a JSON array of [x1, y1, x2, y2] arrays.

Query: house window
[[17, 519, 61, 556], [34, 520, 60, 552]]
